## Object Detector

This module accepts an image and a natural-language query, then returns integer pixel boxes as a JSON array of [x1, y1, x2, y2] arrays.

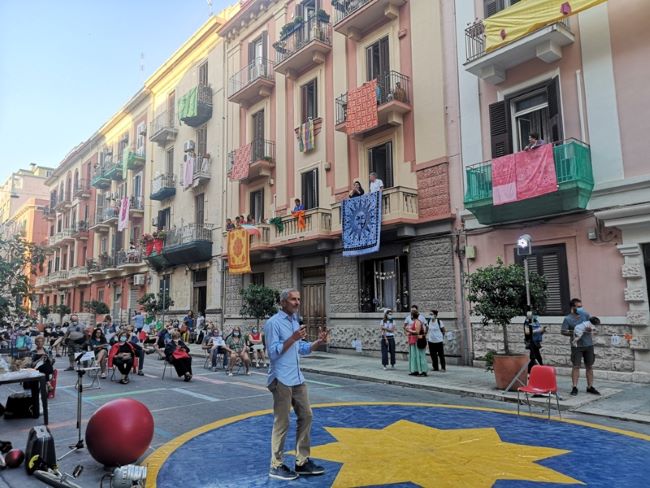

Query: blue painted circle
[[155, 405, 649, 487]]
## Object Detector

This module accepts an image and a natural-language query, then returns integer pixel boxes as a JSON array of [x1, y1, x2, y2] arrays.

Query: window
[[484, 0, 521, 17], [359, 255, 409, 312], [250, 189, 264, 223], [118, 132, 129, 162], [100, 237, 108, 254], [301, 169, 319, 210], [133, 173, 142, 199], [159, 275, 171, 297], [248, 33, 268, 77], [167, 91, 175, 126], [252, 110, 265, 161], [301, 79, 318, 123], [489, 76, 562, 158], [368, 141, 393, 188], [69, 248, 75, 269], [514, 244, 570, 315], [366, 36, 390, 84], [166, 147, 174, 176], [136, 122, 146, 156], [195, 193, 205, 224], [157, 208, 171, 230], [98, 289, 104, 304], [196, 125, 207, 157], [251, 272, 265, 286], [198, 61, 208, 86]]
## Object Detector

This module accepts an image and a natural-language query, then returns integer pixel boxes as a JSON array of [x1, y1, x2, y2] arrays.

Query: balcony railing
[[35, 276, 48, 287], [274, 208, 332, 244], [126, 151, 146, 171], [117, 249, 144, 267], [227, 140, 275, 181], [150, 174, 176, 201], [192, 156, 212, 186], [55, 193, 71, 210], [43, 206, 56, 220], [68, 266, 89, 281], [91, 167, 112, 189], [228, 58, 275, 105], [47, 229, 74, 247], [166, 224, 212, 247], [105, 161, 123, 181], [163, 224, 213, 266], [129, 195, 145, 213], [73, 179, 90, 199], [97, 207, 119, 224], [48, 270, 69, 284], [332, 0, 405, 38], [71, 220, 89, 239], [178, 84, 213, 127], [274, 17, 332, 76], [150, 110, 178, 146], [464, 139, 594, 225]]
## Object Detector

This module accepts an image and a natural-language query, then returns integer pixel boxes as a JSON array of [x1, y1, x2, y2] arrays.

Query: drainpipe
[[456, 230, 472, 365]]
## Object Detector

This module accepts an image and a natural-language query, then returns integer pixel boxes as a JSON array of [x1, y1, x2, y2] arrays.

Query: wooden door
[[300, 266, 326, 349]]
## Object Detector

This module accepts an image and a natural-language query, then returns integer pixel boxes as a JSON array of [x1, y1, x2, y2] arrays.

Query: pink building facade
[[457, 0, 650, 381]]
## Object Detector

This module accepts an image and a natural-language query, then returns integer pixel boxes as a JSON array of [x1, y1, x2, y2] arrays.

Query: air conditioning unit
[[133, 274, 146, 286], [183, 140, 195, 152]]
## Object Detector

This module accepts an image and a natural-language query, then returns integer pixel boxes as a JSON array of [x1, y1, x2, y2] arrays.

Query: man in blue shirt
[[132, 310, 145, 332], [264, 288, 328, 481]]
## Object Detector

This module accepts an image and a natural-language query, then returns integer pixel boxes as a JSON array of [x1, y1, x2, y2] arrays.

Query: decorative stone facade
[[416, 162, 451, 219], [327, 253, 360, 314]]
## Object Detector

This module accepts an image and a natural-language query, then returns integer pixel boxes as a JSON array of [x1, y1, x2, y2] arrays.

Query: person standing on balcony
[[524, 132, 545, 150], [348, 180, 365, 198], [293, 199, 305, 212], [369, 172, 384, 193]]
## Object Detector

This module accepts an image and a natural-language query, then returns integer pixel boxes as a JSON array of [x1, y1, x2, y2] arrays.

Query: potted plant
[[466, 257, 547, 390], [239, 284, 280, 329], [268, 216, 284, 233]]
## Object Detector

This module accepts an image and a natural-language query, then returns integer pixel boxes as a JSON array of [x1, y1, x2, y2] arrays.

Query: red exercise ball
[[85, 398, 154, 466], [4, 449, 25, 468]]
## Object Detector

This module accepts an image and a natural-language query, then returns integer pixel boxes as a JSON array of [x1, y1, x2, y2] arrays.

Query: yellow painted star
[[311, 419, 583, 487]]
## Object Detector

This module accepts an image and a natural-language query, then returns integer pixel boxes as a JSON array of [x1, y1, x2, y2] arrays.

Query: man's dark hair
[[589, 316, 601, 325], [529, 132, 539, 139], [570, 298, 582, 308], [431, 309, 438, 316], [411, 304, 418, 310]]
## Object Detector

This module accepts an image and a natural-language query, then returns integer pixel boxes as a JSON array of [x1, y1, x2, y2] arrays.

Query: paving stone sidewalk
[[189, 344, 649, 424]]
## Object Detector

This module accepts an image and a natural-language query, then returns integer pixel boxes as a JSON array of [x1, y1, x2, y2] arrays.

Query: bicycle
[[33, 465, 84, 488]]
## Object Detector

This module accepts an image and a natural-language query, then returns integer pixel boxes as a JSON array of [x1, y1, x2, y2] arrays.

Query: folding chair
[[517, 365, 561, 419]]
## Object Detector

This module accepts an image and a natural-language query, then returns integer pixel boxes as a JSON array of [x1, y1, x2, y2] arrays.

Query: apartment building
[[222, 0, 462, 355], [0, 164, 53, 236], [457, 0, 650, 380], [144, 14, 233, 322]]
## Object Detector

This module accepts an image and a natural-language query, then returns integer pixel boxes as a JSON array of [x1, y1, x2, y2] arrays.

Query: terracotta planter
[[145, 241, 154, 256], [493, 354, 528, 391]]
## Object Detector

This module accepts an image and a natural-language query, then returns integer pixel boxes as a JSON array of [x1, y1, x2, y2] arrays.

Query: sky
[[0, 0, 234, 184]]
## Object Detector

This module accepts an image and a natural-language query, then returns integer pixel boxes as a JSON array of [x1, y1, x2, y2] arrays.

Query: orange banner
[[227, 228, 251, 274], [291, 210, 306, 231]]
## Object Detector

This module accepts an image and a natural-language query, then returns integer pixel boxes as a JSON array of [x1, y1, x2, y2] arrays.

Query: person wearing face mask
[[561, 298, 599, 396], [380, 310, 396, 370], [108, 330, 138, 384], [225, 326, 251, 376], [164, 331, 193, 381], [207, 328, 229, 371], [247, 325, 267, 368]]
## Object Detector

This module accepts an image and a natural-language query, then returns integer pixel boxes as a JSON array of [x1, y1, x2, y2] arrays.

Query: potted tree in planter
[[84, 300, 111, 328], [239, 284, 280, 330], [466, 257, 547, 390]]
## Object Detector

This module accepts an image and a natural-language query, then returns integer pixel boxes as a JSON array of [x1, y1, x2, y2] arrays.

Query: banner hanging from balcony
[[484, 0, 607, 53], [342, 191, 382, 257], [230, 143, 251, 180], [492, 144, 557, 205], [297, 118, 315, 152], [227, 228, 251, 274], [118, 196, 130, 232], [180, 156, 195, 189], [177, 87, 198, 122], [346, 79, 378, 135]]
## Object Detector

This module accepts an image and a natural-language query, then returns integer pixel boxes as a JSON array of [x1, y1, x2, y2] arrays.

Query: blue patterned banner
[[342, 191, 382, 257]]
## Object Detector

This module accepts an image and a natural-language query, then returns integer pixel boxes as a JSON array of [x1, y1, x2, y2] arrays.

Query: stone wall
[[416, 162, 450, 219], [264, 258, 293, 292], [408, 237, 456, 312], [224, 273, 244, 315], [327, 253, 359, 314]]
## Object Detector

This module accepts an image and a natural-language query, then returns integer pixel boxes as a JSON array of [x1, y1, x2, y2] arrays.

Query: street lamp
[[517, 234, 533, 312]]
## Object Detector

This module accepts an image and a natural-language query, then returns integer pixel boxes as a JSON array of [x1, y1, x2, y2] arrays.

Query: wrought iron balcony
[[274, 17, 332, 78], [73, 179, 90, 199], [101, 207, 119, 225], [228, 58, 275, 106], [227, 139, 275, 182], [126, 151, 146, 171], [129, 195, 145, 215], [54, 192, 71, 211], [149, 110, 178, 146], [192, 155, 212, 187], [91, 167, 111, 189], [150, 174, 176, 201], [117, 248, 145, 269], [105, 161, 123, 181], [178, 84, 213, 127], [88, 210, 110, 233], [163, 224, 213, 266], [332, 0, 405, 40], [43, 206, 56, 221], [71, 221, 89, 240], [335, 70, 411, 137], [464, 139, 594, 225]]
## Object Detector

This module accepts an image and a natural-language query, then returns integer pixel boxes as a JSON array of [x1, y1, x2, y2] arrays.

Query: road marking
[[171, 388, 220, 402], [307, 379, 341, 387], [86, 387, 167, 401]]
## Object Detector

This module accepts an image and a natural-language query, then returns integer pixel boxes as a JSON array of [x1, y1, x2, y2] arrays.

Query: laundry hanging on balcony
[[230, 143, 252, 180], [183, 156, 195, 189], [492, 144, 557, 205], [227, 228, 251, 274], [484, 0, 607, 53], [342, 190, 382, 257], [346, 79, 378, 135], [297, 118, 315, 152], [117, 196, 130, 232], [177, 86, 198, 123]]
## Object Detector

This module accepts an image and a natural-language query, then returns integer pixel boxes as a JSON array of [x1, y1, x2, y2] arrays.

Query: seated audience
[[164, 331, 193, 381], [89, 328, 109, 378], [225, 326, 251, 376], [108, 330, 138, 384]]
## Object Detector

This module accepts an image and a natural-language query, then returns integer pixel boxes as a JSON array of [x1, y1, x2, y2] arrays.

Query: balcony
[[129, 195, 145, 216], [117, 249, 145, 271], [150, 174, 176, 201], [227, 139, 275, 182], [464, 18, 574, 84], [47, 229, 74, 247], [144, 244, 169, 272], [101, 207, 119, 225], [332, 0, 405, 40], [464, 139, 594, 225], [335, 71, 411, 138], [192, 155, 212, 187], [222, 224, 272, 256], [68, 266, 90, 282], [60, 228, 75, 245], [88, 211, 110, 233], [43, 206, 56, 221], [273, 208, 333, 247], [55, 193, 71, 211], [87, 259, 107, 278], [126, 151, 146, 171], [91, 167, 111, 189], [150, 111, 178, 147], [163, 224, 213, 266], [35, 276, 49, 288], [48, 270, 69, 285], [99, 254, 120, 275], [73, 179, 91, 199], [274, 17, 332, 79], [105, 161, 123, 181], [228, 58, 275, 107], [71, 221, 89, 240], [178, 84, 213, 127]]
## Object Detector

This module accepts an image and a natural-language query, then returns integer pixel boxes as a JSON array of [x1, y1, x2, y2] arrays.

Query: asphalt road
[[1, 356, 649, 488]]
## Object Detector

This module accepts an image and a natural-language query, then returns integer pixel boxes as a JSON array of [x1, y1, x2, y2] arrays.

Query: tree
[[84, 300, 111, 328], [137, 292, 173, 315], [466, 257, 547, 355], [0, 234, 45, 323], [239, 284, 280, 326], [36, 304, 51, 320], [55, 304, 71, 317]]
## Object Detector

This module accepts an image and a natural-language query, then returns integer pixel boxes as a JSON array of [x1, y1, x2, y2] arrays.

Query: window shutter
[[484, 0, 502, 17], [489, 100, 512, 158], [313, 168, 319, 208], [248, 40, 256, 66], [262, 32, 268, 63], [546, 76, 563, 144]]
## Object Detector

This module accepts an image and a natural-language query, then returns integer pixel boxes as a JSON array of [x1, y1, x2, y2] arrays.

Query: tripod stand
[[58, 367, 85, 461]]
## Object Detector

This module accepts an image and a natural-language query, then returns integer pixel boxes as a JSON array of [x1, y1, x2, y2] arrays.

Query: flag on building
[[346, 79, 378, 135], [492, 154, 517, 205], [342, 191, 382, 257], [228, 228, 251, 274], [118, 197, 130, 231], [231, 143, 251, 180]]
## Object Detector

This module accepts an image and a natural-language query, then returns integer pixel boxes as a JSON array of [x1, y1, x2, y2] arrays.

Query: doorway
[[193, 269, 207, 315], [300, 266, 326, 349]]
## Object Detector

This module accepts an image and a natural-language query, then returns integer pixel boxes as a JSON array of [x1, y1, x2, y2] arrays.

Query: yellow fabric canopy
[[227, 228, 251, 274], [485, 0, 607, 53]]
